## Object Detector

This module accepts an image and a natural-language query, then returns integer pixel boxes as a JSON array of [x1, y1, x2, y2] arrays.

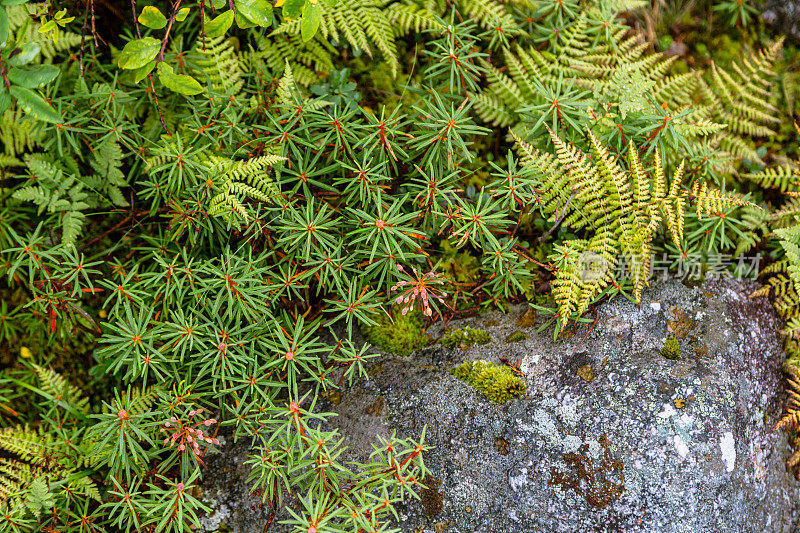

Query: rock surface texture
[[199, 278, 800, 532]]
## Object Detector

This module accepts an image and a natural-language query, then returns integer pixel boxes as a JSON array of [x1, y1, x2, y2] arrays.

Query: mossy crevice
[[661, 337, 680, 360], [440, 327, 491, 349], [505, 330, 527, 343], [362, 308, 428, 356], [449, 360, 525, 403]]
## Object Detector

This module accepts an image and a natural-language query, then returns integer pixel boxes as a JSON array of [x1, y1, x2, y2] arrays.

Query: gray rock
[[199, 278, 800, 532]]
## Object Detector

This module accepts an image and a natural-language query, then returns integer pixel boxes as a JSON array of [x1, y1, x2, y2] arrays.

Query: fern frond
[[275, 0, 400, 74], [0, 427, 49, 463], [207, 155, 285, 221], [741, 165, 799, 192], [0, 107, 41, 156], [192, 34, 244, 96], [254, 33, 334, 87], [385, 1, 443, 34], [33, 365, 89, 414], [690, 182, 753, 218]]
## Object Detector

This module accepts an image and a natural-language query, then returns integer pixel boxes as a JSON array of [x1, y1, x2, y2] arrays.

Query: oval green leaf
[[138, 6, 167, 29], [175, 7, 190, 21], [300, 1, 321, 42], [118, 37, 160, 70], [235, 0, 272, 27], [282, 0, 304, 19], [7, 64, 60, 88], [0, 8, 9, 44], [132, 60, 155, 83], [7, 43, 41, 67], [205, 10, 234, 37], [10, 86, 62, 124], [157, 63, 204, 96]]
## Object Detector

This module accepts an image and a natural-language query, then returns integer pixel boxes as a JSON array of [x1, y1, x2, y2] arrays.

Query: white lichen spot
[[532, 409, 561, 446], [673, 434, 689, 458], [562, 435, 582, 454], [658, 403, 677, 419], [542, 397, 558, 409], [720, 431, 736, 472], [557, 398, 579, 428], [586, 439, 603, 461], [649, 302, 661, 311], [508, 468, 528, 492]]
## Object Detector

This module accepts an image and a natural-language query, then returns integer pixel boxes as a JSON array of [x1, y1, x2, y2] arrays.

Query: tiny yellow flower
[[20, 346, 32, 359]]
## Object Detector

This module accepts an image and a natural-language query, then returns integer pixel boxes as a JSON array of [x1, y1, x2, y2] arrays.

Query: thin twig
[[79, 2, 88, 76], [200, 0, 206, 51], [131, 0, 169, 132], [157, 0, 182, 63], [538, 189, 577, 242], [0, 56, 10, 90]]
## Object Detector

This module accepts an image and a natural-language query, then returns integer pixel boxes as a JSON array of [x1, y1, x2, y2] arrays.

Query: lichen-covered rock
[[199, 278, 800, 532]]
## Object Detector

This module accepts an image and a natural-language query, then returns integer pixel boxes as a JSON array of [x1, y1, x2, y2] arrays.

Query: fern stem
[[157, 0, 183, 63]]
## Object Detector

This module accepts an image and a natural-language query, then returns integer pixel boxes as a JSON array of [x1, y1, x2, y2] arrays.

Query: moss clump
[[449, 360, 525, 403], [362, 309, 427, 356], [661, 337, 680, 360], [440, 327, 491, 348], [505, 331, 527, 343]]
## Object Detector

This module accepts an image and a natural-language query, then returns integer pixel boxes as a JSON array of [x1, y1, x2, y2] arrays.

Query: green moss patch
[[449, 360, 526, 403], [505, 331, 527, 343], [661, 337, 680, 360], [441, 327, 491, 349], [362, 308, 428, 356]]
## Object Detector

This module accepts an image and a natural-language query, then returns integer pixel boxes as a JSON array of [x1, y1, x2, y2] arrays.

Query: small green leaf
[[10, 86, 62, 124], [7, 64, 60, 88], [0, 8, 9, 44], [117, 37, 160, 70], [300, 1, 321, 42], [157, 63, 204, 95], [211, 0, 226, 9], [38, 20, 56, 33], [138, 6, 167, 29], [8, 43, 41, 67], [235, 0, 272, 26], [234, 12, 256, 29], [282, 0, 304, 19], [205, 10, 234, 37], [131, 60, 155, 83], [0, 0, 28, 6], [175, 7, 190, 21]]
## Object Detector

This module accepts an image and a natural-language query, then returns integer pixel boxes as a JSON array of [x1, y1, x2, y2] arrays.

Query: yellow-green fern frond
[[385, 1, 443, 34], [253, 33, 334, 87], [520, 128, 739, 329], [0, 107, 41, 156], [741, 165, 799, 193], [192, 35, 244, 96], [700, 38, 784, 163], [274, 0, 400, 75], [690, 181, 753, 218], [207, 155, 285, 221], [33, 364, 89, 414]]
